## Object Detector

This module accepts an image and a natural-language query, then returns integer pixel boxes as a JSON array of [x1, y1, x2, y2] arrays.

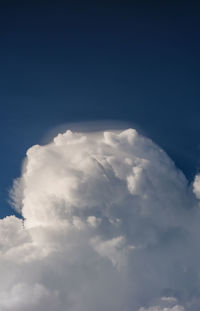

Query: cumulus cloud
[[1, 128, 200, 310]]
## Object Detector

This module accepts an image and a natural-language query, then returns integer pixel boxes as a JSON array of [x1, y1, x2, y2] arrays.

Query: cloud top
[[2, 128, 200, 310]]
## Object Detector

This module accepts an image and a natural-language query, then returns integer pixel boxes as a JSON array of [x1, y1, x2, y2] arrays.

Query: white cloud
[[193, 174, 200, 199], [1, 128, 200, 310], [138, 305, 185, 311]]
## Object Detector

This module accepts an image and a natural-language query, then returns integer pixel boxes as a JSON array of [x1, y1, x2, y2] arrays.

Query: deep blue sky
[[0, 1, 200, 217]]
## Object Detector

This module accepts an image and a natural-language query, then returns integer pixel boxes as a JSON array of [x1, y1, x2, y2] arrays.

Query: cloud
[[1, 128, 200, 310], [138, 305, 185, 311]]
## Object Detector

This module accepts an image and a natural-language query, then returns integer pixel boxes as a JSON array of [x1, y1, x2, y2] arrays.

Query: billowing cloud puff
[[2, 128, 200, 310]]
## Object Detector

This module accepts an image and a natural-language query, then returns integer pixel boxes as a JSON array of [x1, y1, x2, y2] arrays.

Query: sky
[[1, 2, 200, 310], [1, 1, 200, 216]]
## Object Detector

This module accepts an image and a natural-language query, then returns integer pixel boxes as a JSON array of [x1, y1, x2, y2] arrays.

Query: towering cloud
[[1, 128, 200, 310]]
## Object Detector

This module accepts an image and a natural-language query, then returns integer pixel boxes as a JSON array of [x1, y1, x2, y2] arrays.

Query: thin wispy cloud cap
[[2, 128, 200, 310]]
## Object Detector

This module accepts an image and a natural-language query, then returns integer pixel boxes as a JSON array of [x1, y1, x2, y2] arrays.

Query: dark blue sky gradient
[[0, 1, 200, 217]]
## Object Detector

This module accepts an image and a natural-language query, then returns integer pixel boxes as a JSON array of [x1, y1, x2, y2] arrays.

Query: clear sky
[[0, 1, 200, 217]]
